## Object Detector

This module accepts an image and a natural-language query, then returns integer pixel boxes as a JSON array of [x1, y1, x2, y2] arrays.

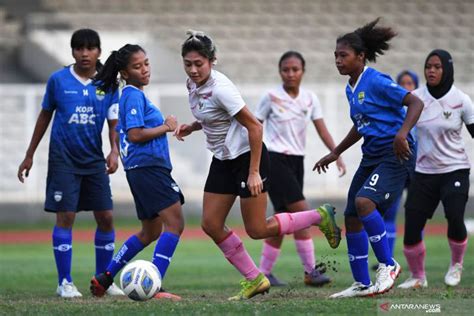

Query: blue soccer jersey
[[42, 66, 119, 174], [345, 67, 413, 163], [117, 86, 172, 171]]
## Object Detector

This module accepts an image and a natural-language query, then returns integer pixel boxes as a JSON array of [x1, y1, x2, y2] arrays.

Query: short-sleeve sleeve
[[461, 92, 474, 125], [123, 91, 146, 131], [255, 93, 271, 121], [214, 82, 246, 116], [41, 76, 56, 112], [372, 74, 409, 108], [107, 90, 119, 120], [310, 92, 323, 120]]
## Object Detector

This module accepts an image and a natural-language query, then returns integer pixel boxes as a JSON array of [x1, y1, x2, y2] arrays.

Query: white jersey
[[187, 70, 249, 160], [413, 85, 474, 174], [255, 86, 323, 156]]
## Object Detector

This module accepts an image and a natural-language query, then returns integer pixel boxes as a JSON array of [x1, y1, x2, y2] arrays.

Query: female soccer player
[[89, 44, 185, 300], [17, 29, 123, 298], [314, 18, 424, 298], [372, 69, 419, 271], [175, 30, 341, 300], [398, 49, 474, 289], [256, 51, 346, 287]]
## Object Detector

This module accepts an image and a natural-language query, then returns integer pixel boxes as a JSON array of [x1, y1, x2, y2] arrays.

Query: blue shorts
[[126, 166, 184, 220], [45, 170, 113, 212], [344, 155, 415, 217]]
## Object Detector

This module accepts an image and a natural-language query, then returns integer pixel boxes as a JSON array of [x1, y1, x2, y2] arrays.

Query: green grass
[[0, 235, 472, 315]]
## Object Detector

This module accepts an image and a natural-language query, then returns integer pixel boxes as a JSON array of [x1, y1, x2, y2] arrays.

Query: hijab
[[425, 49, 454, 99]]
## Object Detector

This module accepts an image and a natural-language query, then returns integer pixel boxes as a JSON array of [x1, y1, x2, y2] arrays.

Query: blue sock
[[52, 226, 72, 284], [107, 235, 145, 277], [360, 210, 394, 266], [95, 229, 115, 275], [346, 231, 371, 286], [384, 197, 400, 257], [152, 232, 180, 279]]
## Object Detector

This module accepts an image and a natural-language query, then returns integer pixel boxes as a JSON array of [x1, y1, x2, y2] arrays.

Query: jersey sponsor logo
[[96, 89, 106, 101], [358, 91, 365, 104], [443, 111, 452, 119], [54, 244, 72, 252], [354, 113, 370, 131], [171, 183, 180, 193], [64, 90, 78, 94], [54, 191, 63, 202], [368, 231, 386, 243], [68, 106, 96, 125]]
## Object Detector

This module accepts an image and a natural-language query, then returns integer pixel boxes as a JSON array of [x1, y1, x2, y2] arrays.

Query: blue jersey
[[42, 66, 119, 174], [345, 67, 413, 164], [117, 86, 172, 171]]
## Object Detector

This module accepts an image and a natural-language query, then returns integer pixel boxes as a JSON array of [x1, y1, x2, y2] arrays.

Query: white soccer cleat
[[444, 263, 462, 287], [329, 282, 375, 298], [373, 259, 401, 295], [106, 282, 125, 296], [397, 276, 428, 289], [56, 278, 83, 298]]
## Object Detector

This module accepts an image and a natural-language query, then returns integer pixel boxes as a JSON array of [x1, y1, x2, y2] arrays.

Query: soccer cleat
[[106, 282, 125, 296], [56, 278, 83, 298], [304, 264, 331, 287], [444, 263, 462, 287], [316, 204, 341, 249], [154, 287, 182, 301], [228, 273, 271, 301], [90, 271, 113, 297], [329, 282, 374, 298], [265, 273, 288, 287], [397, 276, 428, 289], [373, 259, 401, 295]]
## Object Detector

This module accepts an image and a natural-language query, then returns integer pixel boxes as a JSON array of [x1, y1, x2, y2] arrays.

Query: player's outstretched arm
[[394, 93, 424, 161], [313, 126, 361, 174], [128, 115, 177, 143], [18, 109, 53, 183], [313, 118, 346, 177]]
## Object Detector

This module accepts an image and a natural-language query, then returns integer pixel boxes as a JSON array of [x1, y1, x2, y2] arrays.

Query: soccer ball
[[119, 260, 161, 301]]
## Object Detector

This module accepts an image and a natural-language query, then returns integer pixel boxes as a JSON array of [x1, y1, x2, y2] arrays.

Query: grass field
[[0, 226, 473, 315]]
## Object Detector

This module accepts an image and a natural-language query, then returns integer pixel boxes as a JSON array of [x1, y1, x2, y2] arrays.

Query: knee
[[56, 212, 75, 228], [95, 212, 114, 231], [136, 231, 157, 246], [345, 216, 364, 233], [245, 227, 266, 240], [355, 197, 374, 216], [201, 220, 219, 238]]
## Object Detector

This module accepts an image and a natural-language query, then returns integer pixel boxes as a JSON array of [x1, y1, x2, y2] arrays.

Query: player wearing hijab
[[398, 49, 474, 289]]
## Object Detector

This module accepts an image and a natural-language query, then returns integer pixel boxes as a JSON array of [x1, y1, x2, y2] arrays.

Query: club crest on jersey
[[443, 111, 452, 119], [96, 89, 106, 101], [358, 91, 365, 104], [54, 191, 63, 202]]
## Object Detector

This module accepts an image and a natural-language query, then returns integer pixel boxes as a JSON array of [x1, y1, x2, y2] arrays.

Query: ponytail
[[337, 18, 397, 63]]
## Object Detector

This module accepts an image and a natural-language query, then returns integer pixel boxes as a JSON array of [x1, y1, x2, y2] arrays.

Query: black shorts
[[204, 144, 269, 198], [405, 169, 470, 219], [126, 166, 184, 220], [267, 152, 305, 212]]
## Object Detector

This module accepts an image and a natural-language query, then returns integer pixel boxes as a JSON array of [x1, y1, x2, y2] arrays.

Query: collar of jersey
[[279, 84, 302, 101], [69, 65, 95, 86], [347, 66, 368, 93]]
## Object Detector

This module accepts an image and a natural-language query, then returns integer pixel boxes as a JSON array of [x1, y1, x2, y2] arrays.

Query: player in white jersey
[[399, 49, 474, 289], [175, 30, 342, 300], [255, 51, 346, 287]]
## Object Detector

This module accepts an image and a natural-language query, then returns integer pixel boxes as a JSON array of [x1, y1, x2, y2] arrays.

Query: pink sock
[[217, 231, 260, 280], [448, 238, 468, 266], [403, 241, 426, 279], [295, 238, 315, 273], [259, 241, 281, 275], [274, 211, 321, 235]]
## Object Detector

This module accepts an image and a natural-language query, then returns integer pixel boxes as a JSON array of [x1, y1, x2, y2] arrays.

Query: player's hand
[[18, 156, 33, 183], [313, 152, 339, 174], [247, 171, 263, 197], [164, 115, 177, 132], [393, 132, 411, 162], [174, 124, 194, 141], [336, 157, 347, 177], [106, 151, 119, 174]]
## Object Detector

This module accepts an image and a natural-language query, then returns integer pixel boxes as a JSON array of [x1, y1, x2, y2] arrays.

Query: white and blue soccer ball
[[120, 260, 162, 301]]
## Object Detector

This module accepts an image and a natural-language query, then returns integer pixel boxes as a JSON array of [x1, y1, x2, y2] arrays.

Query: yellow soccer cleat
[[316, 203, 342, 249], [228, 273, 271, 301]]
